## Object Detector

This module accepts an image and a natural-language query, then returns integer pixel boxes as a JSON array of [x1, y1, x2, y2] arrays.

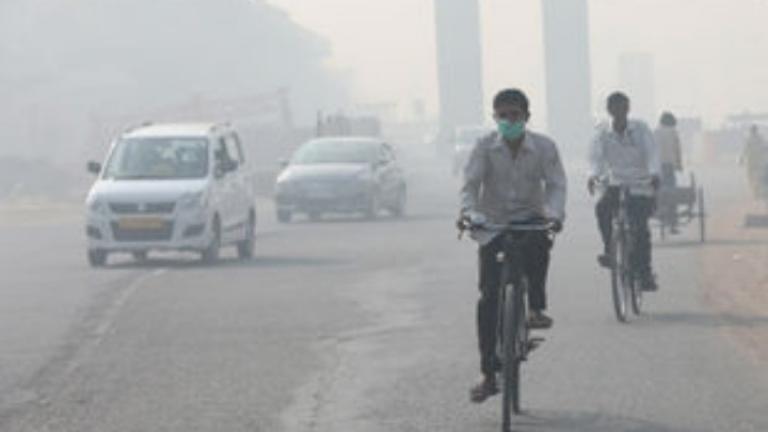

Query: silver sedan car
[[274, 137, 407, 222]]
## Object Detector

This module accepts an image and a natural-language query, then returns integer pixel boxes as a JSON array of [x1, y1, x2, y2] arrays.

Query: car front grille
[[109, 201, 176, 214], [111, 221, 174, 242]]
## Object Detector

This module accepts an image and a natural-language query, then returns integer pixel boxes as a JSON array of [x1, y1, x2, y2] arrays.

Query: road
[[0, 151, 767, 432]]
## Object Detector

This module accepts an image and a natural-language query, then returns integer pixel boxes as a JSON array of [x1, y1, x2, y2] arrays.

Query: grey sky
[[268, 0, 768, 126]]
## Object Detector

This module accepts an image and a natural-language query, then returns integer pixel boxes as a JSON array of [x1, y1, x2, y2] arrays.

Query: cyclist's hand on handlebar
[[549, 219, 563, 233], [456, 215, 469, 231], [456, 214, 476, 239], [456, 211, 487, 232]]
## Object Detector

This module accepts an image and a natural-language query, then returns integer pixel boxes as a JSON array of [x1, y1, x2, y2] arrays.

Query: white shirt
[[461, 131, 567, 225], [654, 125, 682, 167], [589, 119, 660, 193]]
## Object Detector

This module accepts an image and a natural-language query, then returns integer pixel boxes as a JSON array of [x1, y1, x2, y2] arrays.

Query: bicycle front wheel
[[610, 231, 628, 322], [501, 282, 524, 430]]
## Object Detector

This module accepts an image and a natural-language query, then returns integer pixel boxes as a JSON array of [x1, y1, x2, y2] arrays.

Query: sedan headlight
[[87, 197, 107, 215], [275, 180, 296, 195], [355, 169, 374, 182], [179, 191, 207, 210]]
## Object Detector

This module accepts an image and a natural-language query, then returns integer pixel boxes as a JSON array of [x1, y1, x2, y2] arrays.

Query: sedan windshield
[[103, 137, 209, 180], [292, 140, 377, 165]]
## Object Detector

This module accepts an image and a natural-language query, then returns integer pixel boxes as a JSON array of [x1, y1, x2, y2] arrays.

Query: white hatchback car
[[85, 122, 256, 266]]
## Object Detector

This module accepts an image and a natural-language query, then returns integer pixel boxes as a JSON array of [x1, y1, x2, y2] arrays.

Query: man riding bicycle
[[459, 89, 567, 403], [589, 92, 660, 292]]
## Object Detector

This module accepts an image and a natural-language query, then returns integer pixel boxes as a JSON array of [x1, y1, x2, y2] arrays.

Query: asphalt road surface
[[1, 153, 767, 432]]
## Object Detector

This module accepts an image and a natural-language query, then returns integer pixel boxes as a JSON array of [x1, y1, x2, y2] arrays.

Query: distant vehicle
[[84, 122, 256, 267], [316, 113, 382, 138], [452, 125, 492, 176], [274, 137, 407, 222]]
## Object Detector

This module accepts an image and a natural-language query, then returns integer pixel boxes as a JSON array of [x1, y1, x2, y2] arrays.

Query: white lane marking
[[0, 268, 168, 428], [90, 268, 166, 340]]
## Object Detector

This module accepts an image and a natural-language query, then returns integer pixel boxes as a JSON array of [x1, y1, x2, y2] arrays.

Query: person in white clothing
[[588, 92, 660, 291], [740, 125, 767, 199], [654, 112, 683, 232]]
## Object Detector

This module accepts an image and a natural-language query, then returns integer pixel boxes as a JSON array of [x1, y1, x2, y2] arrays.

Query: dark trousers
[[477, 233, 552, 376], [596, 187, 655, 275]]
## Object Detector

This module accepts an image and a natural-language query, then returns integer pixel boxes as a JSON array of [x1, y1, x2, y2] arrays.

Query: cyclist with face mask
[[459, 88, 567, 403]]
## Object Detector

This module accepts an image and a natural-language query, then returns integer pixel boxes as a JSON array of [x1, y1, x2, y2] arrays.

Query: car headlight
[[179, 191, 207, 210], [356, 170, 374, 182], [276, 180, 296, 194], [87, 197, 107, 215]]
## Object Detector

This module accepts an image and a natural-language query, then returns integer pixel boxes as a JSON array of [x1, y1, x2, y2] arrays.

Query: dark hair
[[606, 91, 630, 107], [493, 88, 529, 113], [660, 111, 677, 126]]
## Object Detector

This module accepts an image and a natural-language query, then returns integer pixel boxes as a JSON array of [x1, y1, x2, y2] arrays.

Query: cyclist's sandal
[[597, 254, 614, 268], [469, 377, 499, 403], [528, 313, 553, 329]]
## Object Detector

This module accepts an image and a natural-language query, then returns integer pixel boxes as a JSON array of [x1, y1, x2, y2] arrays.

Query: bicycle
[[607, 185, 644, 322], [460, 220, 555, 431]]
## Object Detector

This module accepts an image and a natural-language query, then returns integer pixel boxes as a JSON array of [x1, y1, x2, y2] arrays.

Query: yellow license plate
[[118, 217, 166, 230]]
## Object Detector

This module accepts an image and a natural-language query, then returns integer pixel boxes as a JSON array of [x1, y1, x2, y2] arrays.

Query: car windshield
[[292, 139, 377, 164], [102, 137, 209, 180]]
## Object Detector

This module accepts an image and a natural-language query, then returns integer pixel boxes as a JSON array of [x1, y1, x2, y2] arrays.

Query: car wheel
[[277, 209, 292, 223], [88, 249, 107, 267], [364, 191, 380, 220], [201, 217, 221, 264], [237, 213, 255, 259], [390, 186, 407, 218]]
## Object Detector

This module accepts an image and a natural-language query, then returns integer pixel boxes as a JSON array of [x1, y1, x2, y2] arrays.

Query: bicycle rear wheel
[[630, 275, 643, 314], [610, 230, 629, 322]]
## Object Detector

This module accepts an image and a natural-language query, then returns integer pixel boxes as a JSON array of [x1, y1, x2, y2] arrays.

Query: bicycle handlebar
[[457, 219, 557, 239], [474, 222, 555, 232]]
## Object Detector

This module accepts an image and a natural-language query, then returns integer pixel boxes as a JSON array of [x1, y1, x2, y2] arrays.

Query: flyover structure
[[433, 0, 484, 152], [541, 0, 594, 150]]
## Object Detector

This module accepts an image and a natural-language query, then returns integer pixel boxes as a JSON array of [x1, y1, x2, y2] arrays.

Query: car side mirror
[[215, 159, 238, 178], [87, 161, 102, 175]]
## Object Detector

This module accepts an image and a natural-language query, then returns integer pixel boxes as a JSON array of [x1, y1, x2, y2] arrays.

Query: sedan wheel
[[390, 186, 407, 217], [88, 249, 107, 267], [364, 192, 380, 220]]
